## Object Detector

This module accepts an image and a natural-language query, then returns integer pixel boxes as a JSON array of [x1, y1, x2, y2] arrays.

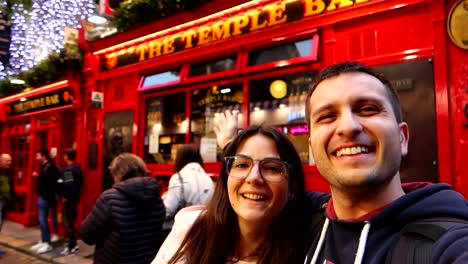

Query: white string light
[[0, 0, 95, 80]]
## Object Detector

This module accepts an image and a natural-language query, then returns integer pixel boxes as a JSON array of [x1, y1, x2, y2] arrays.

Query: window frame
[[241, 29, 319, 74]]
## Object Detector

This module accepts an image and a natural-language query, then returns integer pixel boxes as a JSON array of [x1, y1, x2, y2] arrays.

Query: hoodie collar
[[325, 182, 434, 222]]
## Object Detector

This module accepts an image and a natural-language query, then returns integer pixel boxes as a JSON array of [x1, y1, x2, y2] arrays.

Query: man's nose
[[336, 109, 363, 137]]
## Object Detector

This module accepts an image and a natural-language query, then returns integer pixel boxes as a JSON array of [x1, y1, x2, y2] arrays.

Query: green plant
[[0, 44, 82, 97], [113, 0, 213, 32], [0, 0, 33, 19]]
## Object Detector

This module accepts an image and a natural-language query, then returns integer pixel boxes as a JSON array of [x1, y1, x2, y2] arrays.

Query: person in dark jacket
[[303, 62, 468, 264], [80, 153, 165, 264], [60, 148, 83, 256], [0, 153, 14, 255], [31, 150, 61, 254]]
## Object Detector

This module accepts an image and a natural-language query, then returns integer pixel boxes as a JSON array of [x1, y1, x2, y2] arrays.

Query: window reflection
[[248, 72, 317, 164], [141, 69, 181, 88], [144, 93, 187, 164], [191, 83, 243, 161], [248, 39, 312, 66], [189, 56, 237, 77]]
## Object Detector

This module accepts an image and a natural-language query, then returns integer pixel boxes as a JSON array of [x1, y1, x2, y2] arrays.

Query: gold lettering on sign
[[327, 0, 355, 11], [231, 15, 249, 37], [182, 30, 198, 49], [197, 25, 212, 45], [303, 0, 326, 16], [266, 3, 287, 26], [211, 21, 232, 40], [148, 40, 162, 59], [102, 0, 371, 71], [136, 43, 149, 61]]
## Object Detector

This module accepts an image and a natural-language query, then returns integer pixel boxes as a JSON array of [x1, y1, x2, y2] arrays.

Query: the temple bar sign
[[100, 0, 369, 71], [5, 89, 74, 116]]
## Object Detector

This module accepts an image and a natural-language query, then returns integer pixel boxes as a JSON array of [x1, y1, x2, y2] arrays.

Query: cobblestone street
[[0, 247, 50, 264], [0, 221, 93, 264]]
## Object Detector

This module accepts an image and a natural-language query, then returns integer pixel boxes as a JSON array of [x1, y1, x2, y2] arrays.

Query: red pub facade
[[1, 0, 468, 226]]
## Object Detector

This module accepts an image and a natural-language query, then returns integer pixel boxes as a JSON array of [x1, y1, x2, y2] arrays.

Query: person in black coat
[[80, 153, 165, 264], [31, 150, 61, 254]]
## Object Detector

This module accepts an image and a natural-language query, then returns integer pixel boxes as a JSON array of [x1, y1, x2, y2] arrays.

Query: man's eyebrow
[[353, 97, 387, 106], [310, 104, 335, 117]]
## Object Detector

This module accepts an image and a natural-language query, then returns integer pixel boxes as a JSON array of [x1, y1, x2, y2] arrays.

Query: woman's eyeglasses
[[224, 155, 289, 183]]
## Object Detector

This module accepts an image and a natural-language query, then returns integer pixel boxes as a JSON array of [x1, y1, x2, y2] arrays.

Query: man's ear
[[399, 122, 409, 157]]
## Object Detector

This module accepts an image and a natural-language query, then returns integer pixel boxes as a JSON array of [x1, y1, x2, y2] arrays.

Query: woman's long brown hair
[[168, 125, 307, 264]]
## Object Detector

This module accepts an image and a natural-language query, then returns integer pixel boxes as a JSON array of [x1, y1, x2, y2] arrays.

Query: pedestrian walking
[[80, 153, 165, 264], [30, 150, 61, 254], [0, 153, 14, 256], [59, 148, 82, 256]]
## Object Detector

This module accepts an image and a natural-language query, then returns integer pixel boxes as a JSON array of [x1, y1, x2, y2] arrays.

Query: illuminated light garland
[[0, 0, 95, 80]]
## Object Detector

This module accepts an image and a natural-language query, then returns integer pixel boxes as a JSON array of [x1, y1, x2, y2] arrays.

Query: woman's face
[[227, 134, 290, 228]]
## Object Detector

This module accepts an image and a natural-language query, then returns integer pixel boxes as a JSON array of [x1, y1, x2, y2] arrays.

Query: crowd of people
[[1, 61, 468, 264]]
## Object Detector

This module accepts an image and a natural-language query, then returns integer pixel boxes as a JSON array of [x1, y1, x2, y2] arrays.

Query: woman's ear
[[113, 174, 122, 184]]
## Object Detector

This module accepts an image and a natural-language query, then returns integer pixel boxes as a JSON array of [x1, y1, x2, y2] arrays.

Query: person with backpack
[[59, 148, 83, 256], [162, 145, 214, 236], [30, 150, 61, 254], [301, 61, 468, 263]]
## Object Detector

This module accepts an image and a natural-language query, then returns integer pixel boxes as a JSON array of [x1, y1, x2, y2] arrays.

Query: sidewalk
[[0, 220, 94, 264]]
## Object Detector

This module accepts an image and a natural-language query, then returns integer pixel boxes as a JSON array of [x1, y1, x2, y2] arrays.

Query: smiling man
[[304, 62, 468, 264]]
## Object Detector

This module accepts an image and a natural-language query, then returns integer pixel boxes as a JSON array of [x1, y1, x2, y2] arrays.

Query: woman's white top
[[152, 206, 203, 264], [164, 162, 214, 219], [152, 206, 257, 264]]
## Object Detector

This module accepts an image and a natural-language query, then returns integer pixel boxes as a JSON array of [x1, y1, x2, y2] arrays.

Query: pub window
[[144, 92, 187, 164], [247, 38, 313, 66], [10, 134, 30, 213], [140, 69, 181, 90], [190, 83, 243, 161], [248, 71, 317, 164], [188, 56, 237, 77]]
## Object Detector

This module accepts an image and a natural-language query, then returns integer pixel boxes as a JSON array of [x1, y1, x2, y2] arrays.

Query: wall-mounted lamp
[[269, 80, 287, 99], [10, 79, 25, 85]]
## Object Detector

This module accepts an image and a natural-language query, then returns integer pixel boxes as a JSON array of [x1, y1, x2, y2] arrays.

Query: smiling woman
[[152, 125, 329, 264]]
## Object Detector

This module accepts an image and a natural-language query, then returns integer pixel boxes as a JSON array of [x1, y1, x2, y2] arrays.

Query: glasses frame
[[224, 155, 290, 183]]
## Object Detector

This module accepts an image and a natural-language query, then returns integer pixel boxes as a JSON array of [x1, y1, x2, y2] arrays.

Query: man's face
[[35, 153, 43, 162], [0, 155, 12, 169], [307, 72, 409, 192]]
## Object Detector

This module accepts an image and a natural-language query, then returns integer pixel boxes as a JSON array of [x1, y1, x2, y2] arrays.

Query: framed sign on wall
[[448, 0, 468, 49]]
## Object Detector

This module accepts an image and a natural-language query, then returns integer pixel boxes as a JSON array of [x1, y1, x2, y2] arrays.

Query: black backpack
[[385, 217, 468, 264]]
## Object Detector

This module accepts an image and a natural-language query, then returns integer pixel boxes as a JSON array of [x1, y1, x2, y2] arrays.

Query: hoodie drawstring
[[354, 221, 371, 264], [304, 219, 371, 264], [306, 218, 330, 264]]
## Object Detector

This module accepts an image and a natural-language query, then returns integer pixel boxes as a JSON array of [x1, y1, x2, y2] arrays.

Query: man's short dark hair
[[39, 149, 50, 160], [305, 61, 403, 126], [64, 148, 77, 161]]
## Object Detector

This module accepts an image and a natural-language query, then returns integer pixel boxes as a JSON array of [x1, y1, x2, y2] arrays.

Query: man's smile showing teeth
[[242, 193, 267, 201], [335, 146, 370, 157]]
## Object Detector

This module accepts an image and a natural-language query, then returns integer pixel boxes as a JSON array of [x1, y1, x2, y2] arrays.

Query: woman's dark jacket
[[80, 176, 166, 264]]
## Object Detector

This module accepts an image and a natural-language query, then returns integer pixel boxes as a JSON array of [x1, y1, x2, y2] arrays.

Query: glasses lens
[[227, 156, 253, 178], [260, 159, 288, 182]]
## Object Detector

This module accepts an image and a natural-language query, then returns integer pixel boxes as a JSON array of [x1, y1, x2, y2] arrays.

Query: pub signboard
[[4, 89, 74, 117]]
